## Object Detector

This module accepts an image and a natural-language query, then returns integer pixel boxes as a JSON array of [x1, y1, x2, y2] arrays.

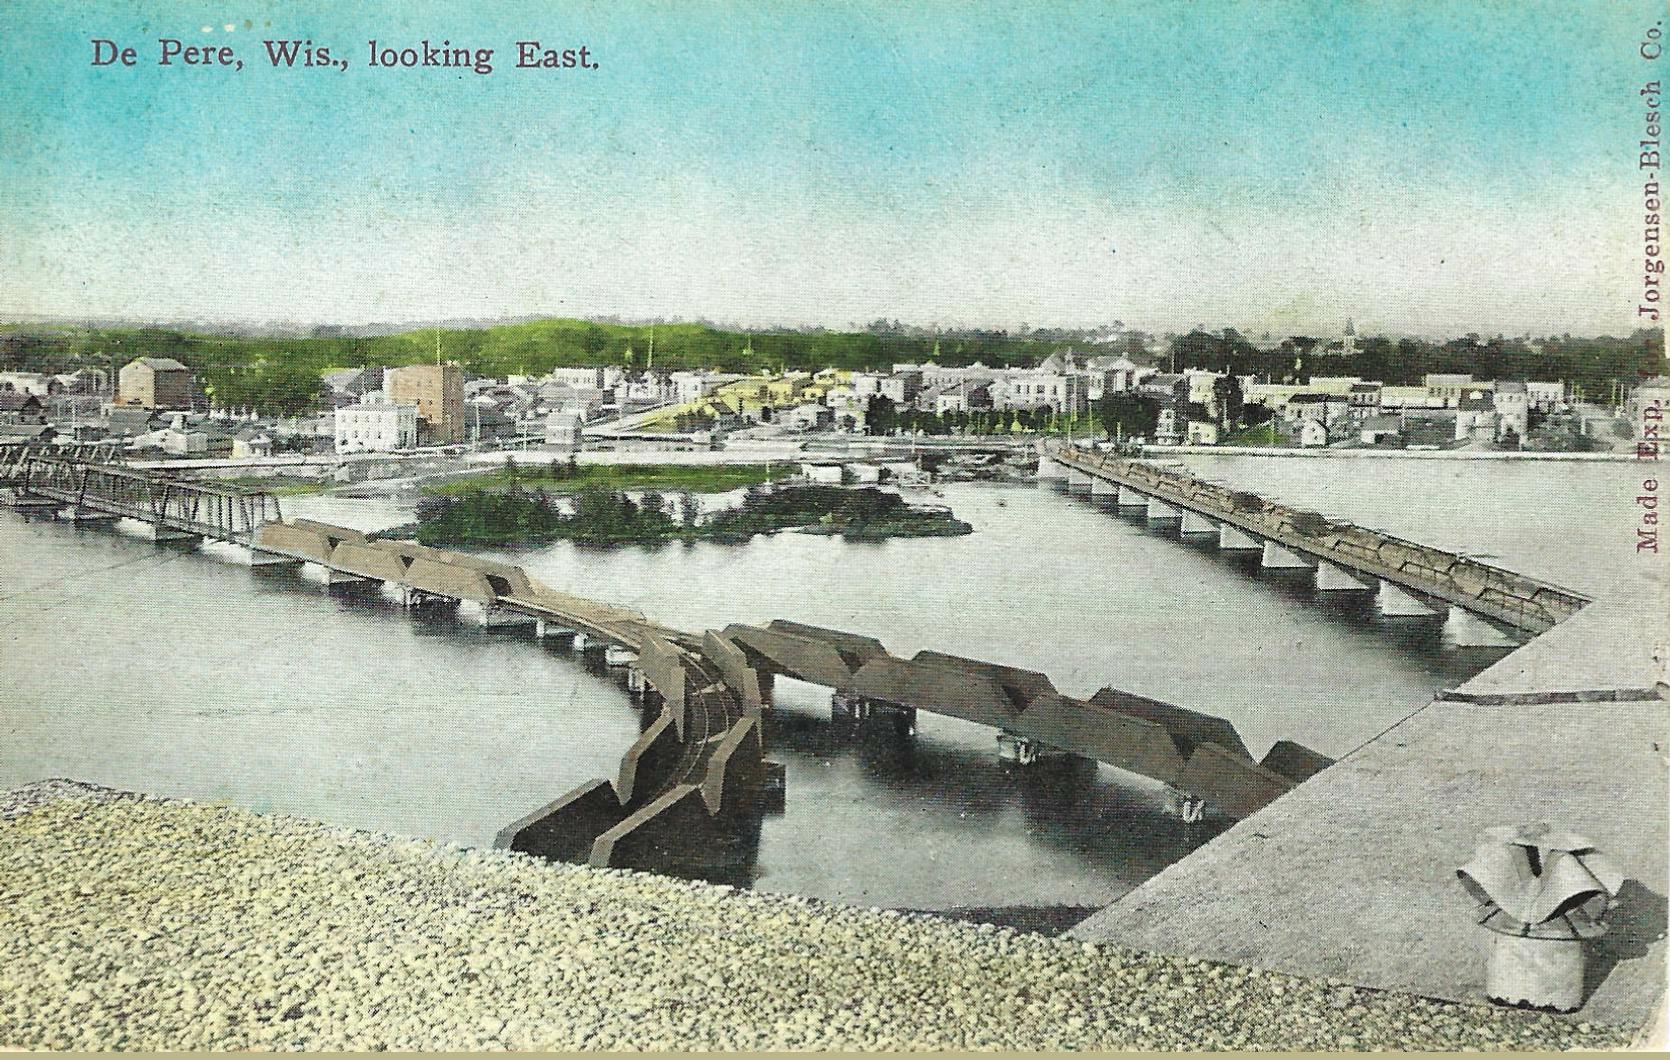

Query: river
[[2, 455, 1651, 918]]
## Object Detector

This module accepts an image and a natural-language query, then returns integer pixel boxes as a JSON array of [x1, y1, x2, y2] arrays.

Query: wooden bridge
[[1043, 442, 1589, 636]]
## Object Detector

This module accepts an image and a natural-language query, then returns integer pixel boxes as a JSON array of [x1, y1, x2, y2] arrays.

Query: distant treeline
[[0, 319, 1067, 415], [0, 318, 1660, 417], [1165, 328, 1664, 401]]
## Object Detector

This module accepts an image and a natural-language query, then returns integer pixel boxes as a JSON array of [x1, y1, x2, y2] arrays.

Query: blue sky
[[1, 0, 1661, 335]]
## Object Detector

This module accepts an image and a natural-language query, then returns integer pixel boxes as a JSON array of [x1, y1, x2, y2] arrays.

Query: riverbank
[[1144, 444, 1638, 461], [0, 782, 1630, 1051]]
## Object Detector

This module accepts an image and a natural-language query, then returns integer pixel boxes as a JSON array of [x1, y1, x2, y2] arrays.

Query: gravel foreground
[[0, 781, 1638, 1051]]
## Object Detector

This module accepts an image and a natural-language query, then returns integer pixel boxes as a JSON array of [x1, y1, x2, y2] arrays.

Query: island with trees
[[403, 481, 972, 549]]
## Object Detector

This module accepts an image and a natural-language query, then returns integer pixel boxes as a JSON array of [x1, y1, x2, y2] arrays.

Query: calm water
[[2, 457, 1650, 913]]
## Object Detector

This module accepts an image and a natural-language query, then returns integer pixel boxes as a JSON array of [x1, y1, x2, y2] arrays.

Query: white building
[[1307, 376, 1363, 396], [1379, 385, 1442, 411], [1426, 373, 1480, 408], [1184, 369, 1226, 415], [670, 370, 725, 404], [1526, 380, 1565, 412], [1185, 420, 1220, 445], [1492, 380, 1529, 440], [990, 372, 1088, 414], [335, 398, 418, 453], [782, 403, 833, 432], [545, 409, 585, 450], [800, 462, 844, 484], [1628, 375, 1670, 418], [1454, 387, 1498, 442]]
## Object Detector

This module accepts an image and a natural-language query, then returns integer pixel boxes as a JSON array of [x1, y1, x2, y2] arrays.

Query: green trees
[[413, 484, 966, 546], [865, 395, 899, 436], [1212, 374, 1244, 427], [1097, 391, 1159, 439]]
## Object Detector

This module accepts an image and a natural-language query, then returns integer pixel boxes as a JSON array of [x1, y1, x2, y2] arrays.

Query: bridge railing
[[14, 457, 281, 543], [1048, 442, 1589, 633]]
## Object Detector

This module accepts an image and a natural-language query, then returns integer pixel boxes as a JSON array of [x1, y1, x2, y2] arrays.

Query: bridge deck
[[717, 619, 1328, 816], [1050, 444, 1588, 634]]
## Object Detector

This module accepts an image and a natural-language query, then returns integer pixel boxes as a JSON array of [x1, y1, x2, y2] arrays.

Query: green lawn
[[425, 462, 781, 497], [1219, 424, 1289, 447]]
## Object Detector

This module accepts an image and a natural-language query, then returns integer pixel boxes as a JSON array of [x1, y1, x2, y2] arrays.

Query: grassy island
[[407, 484, 972, 548], [425, 461, 777, 498]]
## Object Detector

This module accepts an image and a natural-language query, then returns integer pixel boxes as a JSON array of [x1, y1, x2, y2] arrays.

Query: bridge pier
[[146, 525, 203, 546], [1442, 605, 1520, 648], [2, 493, 62, 512], [626, 665, 648, 696], [1314, 560, 1377, 592], [832, 692, 917, 735], [535, 618, 578, 640], [1179, 511, 1218, 536], [572, 633, 612, 657], [1116, 485, 1149, 508], [1145, 498, 1183, 523], [1088, 476, 1117, 499], [1260, 541, 1317, 570], [302, 561, 372, 588], [1218, 524, 1262, 551], [1163, 786, 1209, 823], [604, 644, 638, 668], [1035, 457, 1067, 480], [1066, 469, 1094, 493], [398, 585, 457, 610], [246, 548, 303, 569], [996, 730, 1065, 766], [459, 601, 537, 630], [60, 507, 119, 525], [1375, 582, 1441, 618]]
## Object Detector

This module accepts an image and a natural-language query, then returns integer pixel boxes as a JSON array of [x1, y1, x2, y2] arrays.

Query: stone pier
[[1179, 511, 1218, 535], [1314, 560, 1377, 592], [535, 618, 578, 640], [1218, 524, 1262, 551], [1116, 485, 1149, 508], [1260, 541, 1316, 569], [996, 730, 1063, 766], [465, 603, 538, 630], [1376, 581, 1440, 617], [62, 508, 119, 525], [832, 692, 917, 735], [246, 548, 303, 569], [1162, 785, 1209, 823], [302, 561, 373, 588], [1441, 605, 1519, 648], [1145, 498, 1182, 523], [146, 525, 203, 545]]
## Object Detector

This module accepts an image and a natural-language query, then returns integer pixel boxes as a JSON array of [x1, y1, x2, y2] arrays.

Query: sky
[[0, 0, 1663, 336]]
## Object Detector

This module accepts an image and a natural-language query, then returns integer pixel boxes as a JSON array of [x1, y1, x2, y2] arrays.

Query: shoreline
[[0, 781, 1632, 1052], [1144, 444, 1638, 461]]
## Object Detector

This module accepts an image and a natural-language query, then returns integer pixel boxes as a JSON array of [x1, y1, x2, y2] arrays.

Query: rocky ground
[[0, 781, 1639, 1051]]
